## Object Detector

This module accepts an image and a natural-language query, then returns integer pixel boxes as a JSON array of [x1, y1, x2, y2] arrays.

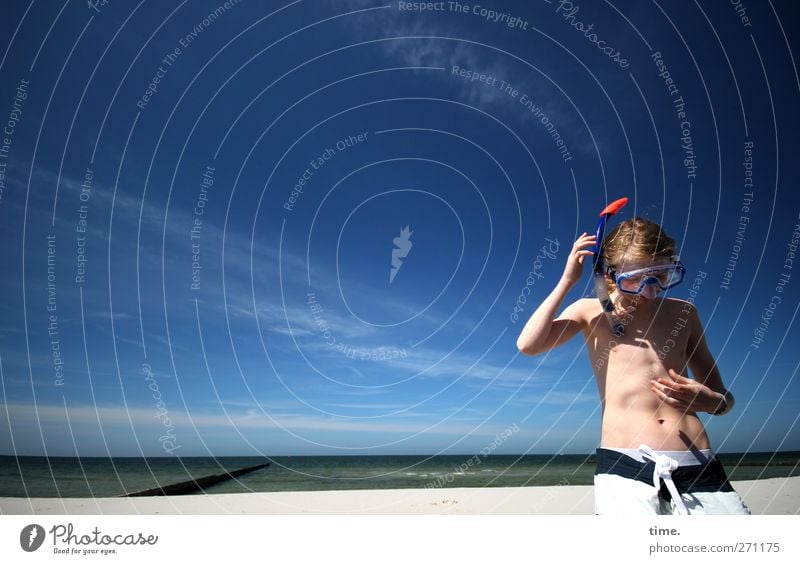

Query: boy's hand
[[561, 233, 597, 286], [650, 369, 725, 414]]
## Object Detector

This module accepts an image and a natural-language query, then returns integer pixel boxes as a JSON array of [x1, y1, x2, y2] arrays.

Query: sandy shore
[[1, 476, 797, 515]]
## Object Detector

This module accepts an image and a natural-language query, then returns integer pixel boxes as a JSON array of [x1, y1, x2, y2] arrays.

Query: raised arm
[[516, 233, 595, 356]]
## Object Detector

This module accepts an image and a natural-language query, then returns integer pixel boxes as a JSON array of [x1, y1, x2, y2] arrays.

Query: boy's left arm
[[684, 304, 734, 415], [651, 303, 734, 415]]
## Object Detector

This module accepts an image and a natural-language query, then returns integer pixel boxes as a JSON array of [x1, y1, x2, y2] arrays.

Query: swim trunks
[[593, 444, 751, 515]]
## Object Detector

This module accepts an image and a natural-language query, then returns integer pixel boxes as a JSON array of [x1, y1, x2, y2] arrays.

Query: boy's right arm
[[516, 233, 596, 356]]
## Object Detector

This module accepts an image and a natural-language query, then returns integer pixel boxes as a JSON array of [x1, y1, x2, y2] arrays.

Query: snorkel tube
[[592, 197, 629, 336]]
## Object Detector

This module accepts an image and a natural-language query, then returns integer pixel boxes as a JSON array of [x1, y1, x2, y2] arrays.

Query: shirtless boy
[[516, 216, 751, 515]]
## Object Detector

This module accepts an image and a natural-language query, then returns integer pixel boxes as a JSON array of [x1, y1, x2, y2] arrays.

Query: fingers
[[667, 369, 690, 382], [651, 377, 703, 413], [569, 235, 596, 260], [575, 233, 597, 244], [662, 372, 686, 385], [651, 380, 691, 400], [576, 250, 594, 260], [652, 387, 699, 413], [650, 386, 690, 409], [562, 233, 599, 281], [656, 378, 684, 390], [656, 376, 695, 394]]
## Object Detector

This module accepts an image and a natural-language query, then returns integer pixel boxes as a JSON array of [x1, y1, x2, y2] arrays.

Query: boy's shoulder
[[560, 297, 601, 321], [568, 297, 600, 310], [657, 296, 698, 313]]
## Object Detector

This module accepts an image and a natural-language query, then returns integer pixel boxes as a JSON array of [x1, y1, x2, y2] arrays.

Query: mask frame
[[608, 261, 686, 295]]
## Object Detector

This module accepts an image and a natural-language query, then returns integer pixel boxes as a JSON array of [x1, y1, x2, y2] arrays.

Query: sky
[[0, 0, 798, 457]]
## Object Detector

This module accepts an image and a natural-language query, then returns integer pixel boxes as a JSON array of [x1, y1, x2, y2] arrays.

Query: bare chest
[[585, 305, 694, 384]]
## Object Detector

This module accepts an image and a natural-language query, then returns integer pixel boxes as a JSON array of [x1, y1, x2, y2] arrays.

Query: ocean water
[[1, 452, 798, 498]]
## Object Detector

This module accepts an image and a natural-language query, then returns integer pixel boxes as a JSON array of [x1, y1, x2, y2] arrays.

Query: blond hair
[[600, 217, 677, 296]]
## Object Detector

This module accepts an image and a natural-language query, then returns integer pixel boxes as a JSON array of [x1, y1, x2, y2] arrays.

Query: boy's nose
[[640, 284, 659, 299]]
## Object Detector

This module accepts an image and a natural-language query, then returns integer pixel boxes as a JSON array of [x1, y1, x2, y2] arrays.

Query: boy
[[516, 217, 751, 515]]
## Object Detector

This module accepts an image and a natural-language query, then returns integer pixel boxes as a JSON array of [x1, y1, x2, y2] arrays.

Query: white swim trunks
[[593, 444, 752, 515]]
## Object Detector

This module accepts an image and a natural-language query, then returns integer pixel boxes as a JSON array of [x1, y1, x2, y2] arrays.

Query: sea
[[1, 452, 798, 498]]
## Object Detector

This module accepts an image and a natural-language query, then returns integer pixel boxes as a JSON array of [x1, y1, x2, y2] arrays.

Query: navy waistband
[[594, 447, 735, 495]]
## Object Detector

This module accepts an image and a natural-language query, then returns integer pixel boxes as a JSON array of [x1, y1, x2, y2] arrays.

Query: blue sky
[[0, 0, 798, 456]]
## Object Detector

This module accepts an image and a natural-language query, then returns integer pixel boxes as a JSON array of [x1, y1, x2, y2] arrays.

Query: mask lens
[[659, 265, 685, 288], [617, 275, 645, 292]]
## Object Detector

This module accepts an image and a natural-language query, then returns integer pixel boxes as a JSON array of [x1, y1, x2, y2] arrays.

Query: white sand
[[1, 476, 797, 515]]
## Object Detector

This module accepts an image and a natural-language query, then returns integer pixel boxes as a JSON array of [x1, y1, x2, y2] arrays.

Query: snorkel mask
[[608, 262, 686, 296], [591, 197, 628, 336], [591, 197, 686, 335]]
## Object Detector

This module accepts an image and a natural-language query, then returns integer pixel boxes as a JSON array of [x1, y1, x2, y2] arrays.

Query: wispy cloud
[[1, 402, 532, 437]]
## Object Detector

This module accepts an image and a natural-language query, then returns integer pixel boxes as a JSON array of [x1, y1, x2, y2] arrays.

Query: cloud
[[379, 18, 515, 110], [1, 401, 530, 437], [318, 2, 596, 159]]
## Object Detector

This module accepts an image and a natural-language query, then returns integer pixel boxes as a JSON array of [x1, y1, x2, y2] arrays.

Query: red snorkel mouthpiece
[[599, 197, 629, 217]]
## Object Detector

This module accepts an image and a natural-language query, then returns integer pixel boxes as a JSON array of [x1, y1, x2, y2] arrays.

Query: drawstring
[[639, 444, 689, 515]]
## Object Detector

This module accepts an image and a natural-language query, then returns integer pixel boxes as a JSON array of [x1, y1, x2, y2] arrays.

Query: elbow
[[516, 340, 538, 356], [725, 390, 735, 411]]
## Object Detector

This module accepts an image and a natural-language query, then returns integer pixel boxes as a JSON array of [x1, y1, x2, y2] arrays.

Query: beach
[[2, 476, 797, 515]]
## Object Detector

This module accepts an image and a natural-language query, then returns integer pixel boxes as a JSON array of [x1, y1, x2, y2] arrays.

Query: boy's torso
[[579, 297, 711, 451]]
